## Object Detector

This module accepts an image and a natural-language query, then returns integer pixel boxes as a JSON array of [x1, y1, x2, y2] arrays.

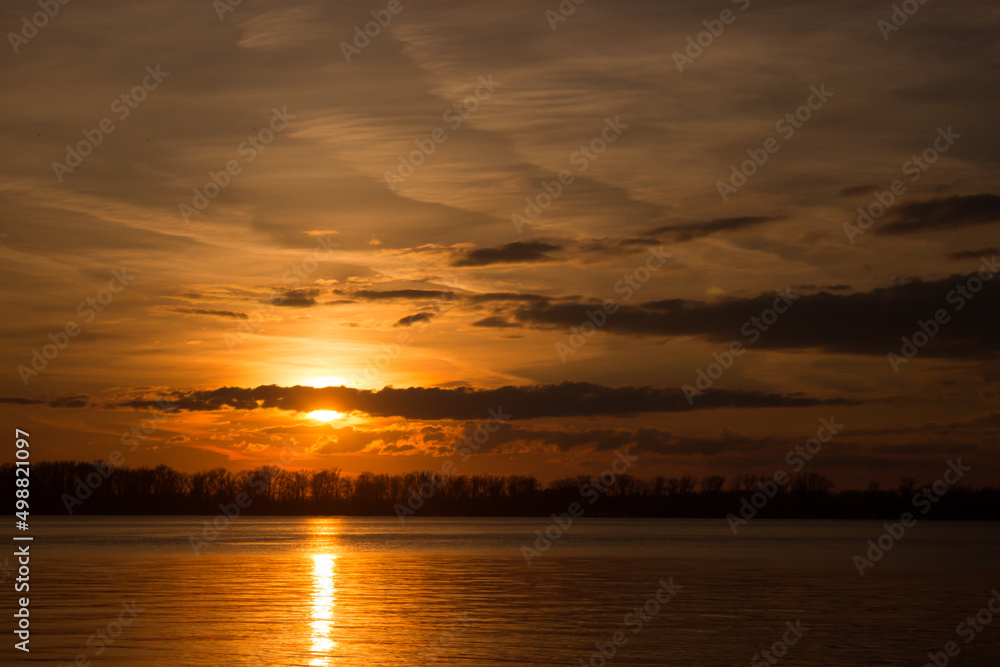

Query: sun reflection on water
[[309, 553, 337, 665]]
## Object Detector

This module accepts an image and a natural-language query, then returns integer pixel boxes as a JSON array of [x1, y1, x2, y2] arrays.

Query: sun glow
[[304, 375, 350, 388], [307, 410, 343, 422]]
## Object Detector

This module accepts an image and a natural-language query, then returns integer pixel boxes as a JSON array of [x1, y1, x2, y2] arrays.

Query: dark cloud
[[340, 289, 548, 307], [476, 271, 1000, 358], [472, 316, 519, 328], [395, 312, 436, 327], [574, 237, 664, 254], [878, 194, 1000, 235], [345, 289, 457, 302], [451, 241, 561, 267], [172, 307, 248, 320], [840, 185, 879, 197], [453, 423, 783, 458], [646, 216, 784, 243], [393, 221, 785, 268], [270, 288, 321, 308], [0, 396, 90, 408], [466, 292, 551, 304], [51, 395, 91, 408], [794, 284, 852, 292], [114, 382, 852, 421], [496, 410, 998, 458], [950, 247, 999, 260]]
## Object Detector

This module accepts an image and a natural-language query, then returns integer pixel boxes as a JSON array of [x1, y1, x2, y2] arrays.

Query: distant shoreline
[[22, 512, 1000, 520], [6, 461, 998, 521]]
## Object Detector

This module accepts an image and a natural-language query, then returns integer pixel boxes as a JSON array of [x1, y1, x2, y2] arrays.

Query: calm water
[[2, 517, 999, 666]]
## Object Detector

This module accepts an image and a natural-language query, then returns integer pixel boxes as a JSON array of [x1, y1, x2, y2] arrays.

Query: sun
[[307, 410, 343, 422], [303, 375, 350, 388]]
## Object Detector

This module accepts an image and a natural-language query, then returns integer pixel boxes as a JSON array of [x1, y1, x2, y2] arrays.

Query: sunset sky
[[2, 0, 998, 488]]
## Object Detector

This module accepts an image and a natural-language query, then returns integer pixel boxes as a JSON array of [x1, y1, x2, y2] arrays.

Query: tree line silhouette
[[3, 461, 998, 519]]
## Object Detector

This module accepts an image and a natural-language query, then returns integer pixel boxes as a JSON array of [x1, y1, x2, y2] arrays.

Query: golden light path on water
[[308, 519, 341, 665]]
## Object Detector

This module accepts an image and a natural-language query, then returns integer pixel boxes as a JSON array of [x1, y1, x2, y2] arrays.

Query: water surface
[[3, 517, 998, 665]]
